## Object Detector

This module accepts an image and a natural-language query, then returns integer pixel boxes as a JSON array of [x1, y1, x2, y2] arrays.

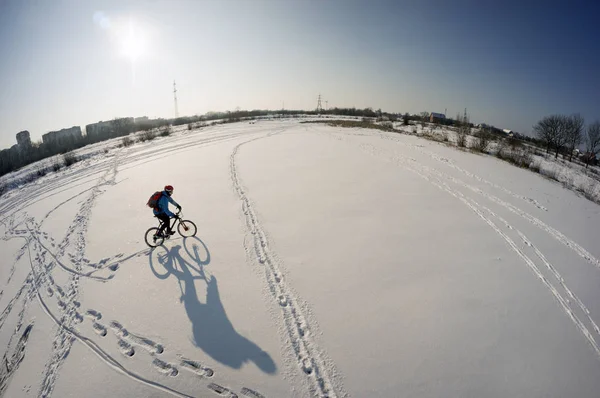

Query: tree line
[[533, 114, 600, 167]]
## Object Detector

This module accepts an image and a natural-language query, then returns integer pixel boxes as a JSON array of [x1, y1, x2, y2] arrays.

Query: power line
[[316, 94, 323, 114]]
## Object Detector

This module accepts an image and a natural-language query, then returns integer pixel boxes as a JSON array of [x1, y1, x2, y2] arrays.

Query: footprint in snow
[[92, 322, 107, 337], [152, 358, 178, 377], [85, 309, 102, 320], [118, 339, 135, 357]]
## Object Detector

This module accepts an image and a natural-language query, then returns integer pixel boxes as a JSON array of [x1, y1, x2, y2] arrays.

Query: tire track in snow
[[0, 323, 34, 395], [0, 123, 251, 223], [411, 157, 600, 271], [26, 234, 261, 397], [0, 281, 30, 330], [322, 127, 549, 211], [329, 132, 600, 361], [380, 133, 548, 211], [473, 201, 600, 340], [230, 132, 345, 398], [331, 130, 600, 271], [24, 225, 115, 281], [2, 131, 271, 398], [4, 241, 27, 285], [23, 242, 197, 398], [58, 304, 262, 397], [39, 150, 123, 397], [452, 192, 600, 358]]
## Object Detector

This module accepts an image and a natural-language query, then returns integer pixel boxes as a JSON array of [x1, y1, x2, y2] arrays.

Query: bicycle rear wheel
[[145, 227, 165, 248], [177, 220, 197, 237]]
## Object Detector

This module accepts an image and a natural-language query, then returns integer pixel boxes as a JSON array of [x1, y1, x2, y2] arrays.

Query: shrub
[[473, 131, 491, 153], [0, 184, 5, 198], [159, 126, 172, 137], [529, 160, 541, 173], [582, 181, 599, 202], [139, 130, 156, 142], [563, 175, 576, 190], [187, 123, 193, 130], [403, 118, 409, 126], [497, 148, 532, 168], [63, 152, 78, 167], [122, 136, 133, 147], [507, 136, 522, 150], [456, 131, 467, 148], [36, 167, 47, 177], [52, 161, 62, 172], [422, 128, 441, 142]]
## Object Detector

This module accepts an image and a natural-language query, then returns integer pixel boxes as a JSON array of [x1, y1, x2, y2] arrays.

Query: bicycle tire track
[[39, 150, 123, 398], [380, 132, 549, 211], [0, 323, 34, 396], [24, 243, 197, 398], [329, 131, 600, 361], [0, 124, 296, 398], [474, 203, 600, 339], [5, 242, 28, 285], [333, 130, 600, 271], [0, 124, 252, 223], [230, 132, 345, 398]]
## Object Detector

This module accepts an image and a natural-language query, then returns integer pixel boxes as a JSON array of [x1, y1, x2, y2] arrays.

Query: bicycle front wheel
[[178, 220, 197, 237], [145, 227, 165, 248]]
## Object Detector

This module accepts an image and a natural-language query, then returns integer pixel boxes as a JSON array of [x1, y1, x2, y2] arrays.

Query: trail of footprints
[[8, 217, 266, 397], [40, 230, 124, 272], [13, 228, 265, 398], [75, 307, 264, 397]]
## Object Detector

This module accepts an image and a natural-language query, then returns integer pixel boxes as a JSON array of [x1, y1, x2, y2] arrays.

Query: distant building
[[502, 129, 513, 135], [86, 118, 134, 138], [85, 121, 113, 138], [134, 116, 149, 123], [42, 126, 83, 145], [16, 130, 32, 148], [430, 112, 446, 123]]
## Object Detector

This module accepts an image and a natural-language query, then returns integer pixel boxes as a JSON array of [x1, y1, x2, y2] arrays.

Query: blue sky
[[1, 0, 599, 148]]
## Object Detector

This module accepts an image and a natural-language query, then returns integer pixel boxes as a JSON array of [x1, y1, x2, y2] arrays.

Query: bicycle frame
[[156, 211, 190, 233], [157, 215, 177, 232]]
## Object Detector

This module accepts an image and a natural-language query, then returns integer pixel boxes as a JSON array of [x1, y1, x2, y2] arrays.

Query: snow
[[1, 120, 600, 397]]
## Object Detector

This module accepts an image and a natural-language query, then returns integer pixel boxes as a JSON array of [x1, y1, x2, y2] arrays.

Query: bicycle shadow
[[148, 237, 276, 374]]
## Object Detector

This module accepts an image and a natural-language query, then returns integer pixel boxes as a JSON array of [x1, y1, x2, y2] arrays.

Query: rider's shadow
[[149, 237, 276, 374]]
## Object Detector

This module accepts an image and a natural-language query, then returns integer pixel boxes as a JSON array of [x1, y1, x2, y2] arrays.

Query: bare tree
[[533, 115, 568, 159], [564, 114, 584, 162], [533, 117, 554, 154], [585, 121, 600, 168], [474, 130, 490, 152], [455, 112, 464, 147]]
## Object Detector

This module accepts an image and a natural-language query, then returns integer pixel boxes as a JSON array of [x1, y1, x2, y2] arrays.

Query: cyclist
[[154, 185, 181, 237]]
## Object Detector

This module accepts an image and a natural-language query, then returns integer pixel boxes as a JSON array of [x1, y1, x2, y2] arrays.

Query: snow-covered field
[[393, 122, 600, 203], [1, 120, 600, 397]]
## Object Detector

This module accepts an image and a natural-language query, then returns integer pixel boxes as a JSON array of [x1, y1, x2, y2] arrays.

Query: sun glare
[[120, 21, 145, 61]]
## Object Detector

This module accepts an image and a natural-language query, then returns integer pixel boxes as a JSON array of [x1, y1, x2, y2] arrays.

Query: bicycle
[[144, 210, 197, 248]]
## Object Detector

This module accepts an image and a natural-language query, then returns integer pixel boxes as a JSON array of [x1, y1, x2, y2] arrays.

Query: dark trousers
[[156, 213, 172, 235]]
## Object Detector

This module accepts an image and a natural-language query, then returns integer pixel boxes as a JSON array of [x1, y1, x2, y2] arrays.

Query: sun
[[120, 21, 145, 61]]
